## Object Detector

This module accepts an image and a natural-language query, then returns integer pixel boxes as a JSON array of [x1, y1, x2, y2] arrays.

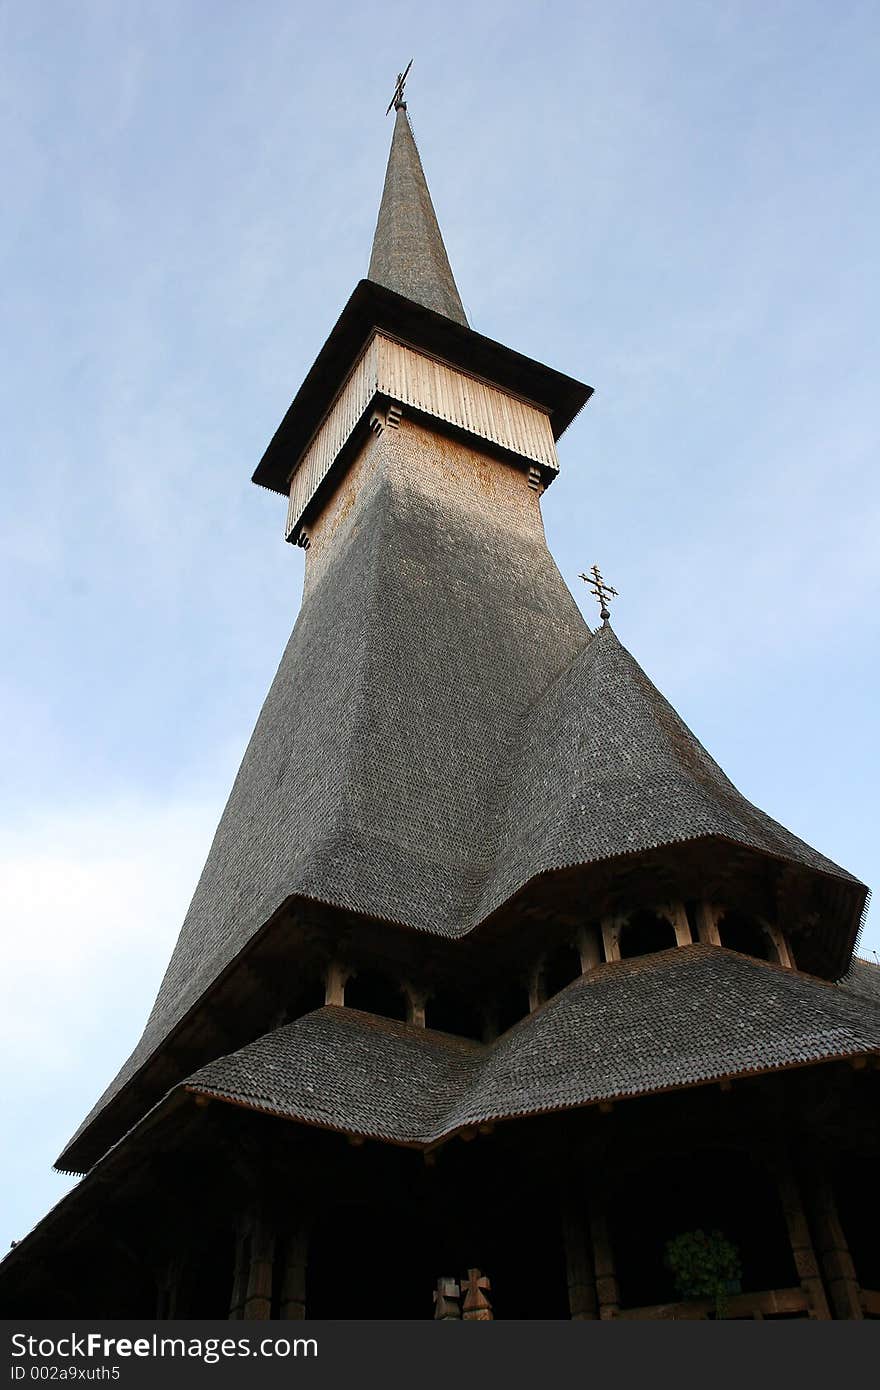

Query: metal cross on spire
[[578, 564, 619, 624], [386, 59, 413, 115]]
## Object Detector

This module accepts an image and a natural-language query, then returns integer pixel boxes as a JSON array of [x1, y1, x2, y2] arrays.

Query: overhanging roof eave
[[252, 280, 593, 495]]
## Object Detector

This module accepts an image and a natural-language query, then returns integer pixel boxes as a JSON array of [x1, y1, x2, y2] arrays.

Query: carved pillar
[[278, 1229, 308, 1319], [528, 963, 544, 1013], [764, 922, 795, 970], [696, 902, 722, 946], [228, 1231, 251, 1319], [664, 901, 692, 947], [774, 1158, 830, 1319], [576, 926, 601, 974], [405, 984, 427, 1028], [324, 961, 349, 1007], [588, 1196, 619, 1319], [601, 917, 621, 964], [242, 1209, 275, 1320], [804, 1163, 863, 1319], [562, 1192, 597, 1319]]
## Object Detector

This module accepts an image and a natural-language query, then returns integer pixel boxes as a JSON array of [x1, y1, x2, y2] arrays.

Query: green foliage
[[664, 1229, 742, 1319]]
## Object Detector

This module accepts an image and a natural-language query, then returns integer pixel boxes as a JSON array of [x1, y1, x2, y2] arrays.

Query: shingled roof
[[840, 956, 880, 1008], [61, 476, 865, 1170], [184, 946, 880, 1146], [58, 99, 868, 1175], [478, 621, 860, 920]]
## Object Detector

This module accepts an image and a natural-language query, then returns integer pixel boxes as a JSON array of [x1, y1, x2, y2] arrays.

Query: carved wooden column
[[562, 1192, 597, 1319], [664, 902, 692, 947], [696, 902, 722, 946], [764, 922, 796, 970], [576, 926, 601, 974], [241, 1208, 275, 1320], [278, 1229, 308, 1319], [228, 1230, 251, 1319], [588, 1195, 619, 1319], [528, 963, 544, 1013], [774, 1158, 830, 1319], [404, 984, 427, 1028], [324, 961, 349, 1006], [601, 916, 622, 964], [804, 1163, 863, 1319]]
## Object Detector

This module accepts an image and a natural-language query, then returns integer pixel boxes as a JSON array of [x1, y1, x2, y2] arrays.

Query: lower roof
[[185, 945, 880, 1148]]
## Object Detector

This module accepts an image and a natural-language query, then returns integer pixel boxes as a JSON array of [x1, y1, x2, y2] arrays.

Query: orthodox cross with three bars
[[579, 564, 618, 623], [386, 59, 413, 114]]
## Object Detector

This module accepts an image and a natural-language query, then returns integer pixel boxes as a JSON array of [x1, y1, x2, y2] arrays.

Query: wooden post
[[462, 1269, 493, 1320], [601, 917, 621, 964], [528, 963, 544, 1013], [775, 1160, 830, 1320], [589, 1196, 619, 1319], [664, 902, 692, 947], [405, 984, 427, 1028], [228, 1231, 251, 1319], [324, 961, 349, 1007], [243, 1210, 275, 1320], [696, 902, 722, 946], [433, 1277, 461, 1319], [576, 926, 601, 974], [764, 922, 795, 970], [562, 1194, 597, 1319], [279, 1230, 308, 1319], [803, 1164, 863, 1319]]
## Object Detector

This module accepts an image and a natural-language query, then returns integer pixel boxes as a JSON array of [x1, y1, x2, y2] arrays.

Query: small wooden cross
[[386, 59, 413, 115], [433, 1276, 461, 1320], [578, 563, 618, 623], [462, 1267, 493, 1320]]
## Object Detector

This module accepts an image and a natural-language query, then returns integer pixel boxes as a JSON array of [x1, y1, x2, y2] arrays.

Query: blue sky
[[2, 0, 878, 1252]]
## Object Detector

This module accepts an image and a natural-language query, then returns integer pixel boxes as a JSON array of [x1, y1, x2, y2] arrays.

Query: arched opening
[[542, 942, 583, 999], [425, 992, 483, 1040], [718, 911, 771, 961], [495, 983, 530, 1035], [608, 1148, 796, 1313], [618, 909, 677, 960], [345, 969, 407, 1021]]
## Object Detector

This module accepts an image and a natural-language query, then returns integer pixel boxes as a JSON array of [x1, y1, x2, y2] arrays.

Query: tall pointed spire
[[368, 100, 468, 326]]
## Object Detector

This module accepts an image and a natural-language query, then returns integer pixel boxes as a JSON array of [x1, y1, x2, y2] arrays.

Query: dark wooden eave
[[251, 278, 593, 495]]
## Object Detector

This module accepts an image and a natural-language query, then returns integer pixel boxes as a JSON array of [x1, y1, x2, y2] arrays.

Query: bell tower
[[3, 76, 876, 1323]]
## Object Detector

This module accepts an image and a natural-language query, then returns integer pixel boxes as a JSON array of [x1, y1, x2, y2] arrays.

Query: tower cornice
[[252, 278, 593, 497]]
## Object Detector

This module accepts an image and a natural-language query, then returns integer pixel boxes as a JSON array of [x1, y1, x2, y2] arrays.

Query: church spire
[[367, 90, 469, 327]]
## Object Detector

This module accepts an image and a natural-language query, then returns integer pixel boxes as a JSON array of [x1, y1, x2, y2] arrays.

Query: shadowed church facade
[[3, 90, 879, 1320]]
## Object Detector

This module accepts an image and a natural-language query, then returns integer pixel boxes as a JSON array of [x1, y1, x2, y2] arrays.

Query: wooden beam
[[802, 1161, 863, 1320], [774, 1159, 831, 1320]]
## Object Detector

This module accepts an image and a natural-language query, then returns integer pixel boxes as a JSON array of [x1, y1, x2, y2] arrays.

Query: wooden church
[[3, 82, 879, 1320]]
